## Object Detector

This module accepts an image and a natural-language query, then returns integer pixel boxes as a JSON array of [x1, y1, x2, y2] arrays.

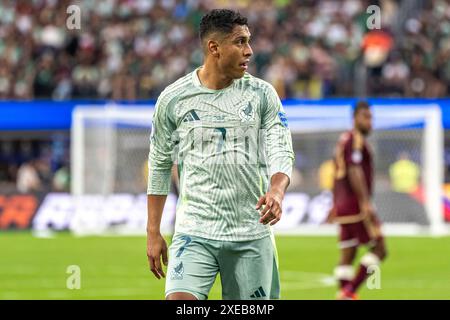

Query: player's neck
[[197, 63, 234, 90], [353, 127, 368, 138]]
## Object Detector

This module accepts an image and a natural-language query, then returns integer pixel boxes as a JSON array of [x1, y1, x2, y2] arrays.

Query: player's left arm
[[344, 136, 375, 219], [257, 84, 295, 225]]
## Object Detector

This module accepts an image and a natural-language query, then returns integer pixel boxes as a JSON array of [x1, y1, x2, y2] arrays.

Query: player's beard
[[228, 63, 246, 79], [221, 55, 247, 79], [357, 126, 371, 136], [360, 127, 371, 136], [218, 61, 241, 81]]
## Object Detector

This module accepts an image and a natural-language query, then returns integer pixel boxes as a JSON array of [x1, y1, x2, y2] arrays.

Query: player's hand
[[147, 232, 168, 279], [361, 201, 375, 219], [256, 189, 284, 226], [325, 206, 337, 224]]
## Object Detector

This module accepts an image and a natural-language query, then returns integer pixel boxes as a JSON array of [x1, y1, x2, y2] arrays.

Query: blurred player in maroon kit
[[328, 101, 388, 300]]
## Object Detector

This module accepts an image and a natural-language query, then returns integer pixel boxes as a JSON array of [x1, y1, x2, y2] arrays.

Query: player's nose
[[244, 44, 253, 57]]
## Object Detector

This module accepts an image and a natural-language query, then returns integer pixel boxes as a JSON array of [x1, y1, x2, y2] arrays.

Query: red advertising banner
[[0, 194, 42, 229]]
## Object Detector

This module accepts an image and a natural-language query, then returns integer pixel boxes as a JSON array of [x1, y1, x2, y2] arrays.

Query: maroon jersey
[[333, 130, 373, 221]]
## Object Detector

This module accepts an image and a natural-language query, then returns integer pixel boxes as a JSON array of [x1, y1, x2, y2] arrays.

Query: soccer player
[[329, 101, 388, 300], [146, 9, 294, 300]]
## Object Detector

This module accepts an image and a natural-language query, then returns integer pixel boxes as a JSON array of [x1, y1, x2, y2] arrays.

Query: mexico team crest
[[239, 102, 255, 122], [170, 261, 184, 280]]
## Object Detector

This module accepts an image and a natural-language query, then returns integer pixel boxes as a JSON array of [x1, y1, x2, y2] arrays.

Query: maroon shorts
[[338, 216, 383, 249]]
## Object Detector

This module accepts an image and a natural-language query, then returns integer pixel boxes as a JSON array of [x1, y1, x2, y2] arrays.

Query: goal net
[[70, 103, 447, 236]]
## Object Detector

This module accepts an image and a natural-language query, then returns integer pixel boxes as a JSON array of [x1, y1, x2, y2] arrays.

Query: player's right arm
[[146, 92, 176, 279], [147, 195, 168, 279], [345, 135, 374, 218]]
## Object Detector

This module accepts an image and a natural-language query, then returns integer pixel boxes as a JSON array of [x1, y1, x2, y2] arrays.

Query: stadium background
[[1, 0, 450, 299]]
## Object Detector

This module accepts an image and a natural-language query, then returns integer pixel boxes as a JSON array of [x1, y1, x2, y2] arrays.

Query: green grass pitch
[[1, 232, 450, 299]]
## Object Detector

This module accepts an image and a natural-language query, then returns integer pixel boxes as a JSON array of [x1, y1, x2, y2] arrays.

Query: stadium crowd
[[0, 0, 449, 101], [0, 138, 70, 193]]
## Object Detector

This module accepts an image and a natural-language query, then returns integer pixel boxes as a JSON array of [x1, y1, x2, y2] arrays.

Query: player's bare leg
[[334, 245, 357, 299], [166, 292, 198, 300], [344, 238, 387, 298], [371, 237, 388, 261], [339, 245, 358, 265]]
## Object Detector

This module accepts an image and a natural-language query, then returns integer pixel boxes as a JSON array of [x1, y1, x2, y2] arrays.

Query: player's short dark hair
[[353, 100, 371, 117], [199, 9, 248, 41]]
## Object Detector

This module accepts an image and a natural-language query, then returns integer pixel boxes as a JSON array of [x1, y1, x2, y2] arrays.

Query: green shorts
[[165, 233, 280, 300]]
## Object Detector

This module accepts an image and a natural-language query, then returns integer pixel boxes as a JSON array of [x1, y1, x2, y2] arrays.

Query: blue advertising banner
[[1, 99, 450, 130]]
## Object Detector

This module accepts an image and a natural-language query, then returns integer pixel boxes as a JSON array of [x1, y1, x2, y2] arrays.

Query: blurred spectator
[[318, 159, 335, 191], [52, 165, 70, 192], [362, 29, 394, 94], [16, 160, 41, 193], [389, 151, 420, 193], [35, 157, 53, 191], [0, 141, 16, 184], [33, 52, 56, 98], [381, 51, 410, 96]]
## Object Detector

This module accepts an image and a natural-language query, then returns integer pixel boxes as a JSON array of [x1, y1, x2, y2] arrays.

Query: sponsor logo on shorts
[[171, 261, 184, 280], [250, 286, 266, 298]]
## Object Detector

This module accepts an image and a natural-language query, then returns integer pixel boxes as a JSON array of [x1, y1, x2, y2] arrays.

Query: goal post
[[422, 106, 445, 235]]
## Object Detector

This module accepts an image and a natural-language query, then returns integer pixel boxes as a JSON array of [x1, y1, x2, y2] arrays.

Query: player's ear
[[207, 40, 220, 58]]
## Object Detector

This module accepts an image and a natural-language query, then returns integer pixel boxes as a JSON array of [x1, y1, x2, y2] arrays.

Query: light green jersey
[[147, 67, 294, 241]]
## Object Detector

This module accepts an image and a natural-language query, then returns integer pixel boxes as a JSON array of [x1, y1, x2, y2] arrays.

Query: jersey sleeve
[[344, 132, 363, 166], [260, 84, 295, 180], [147, 92, 177, 195]]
